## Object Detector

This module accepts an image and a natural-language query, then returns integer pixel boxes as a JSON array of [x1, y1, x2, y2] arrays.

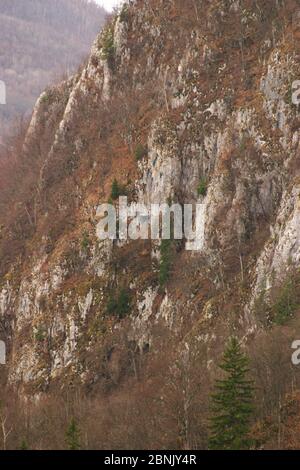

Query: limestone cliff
[[1, 0, 300, 450]]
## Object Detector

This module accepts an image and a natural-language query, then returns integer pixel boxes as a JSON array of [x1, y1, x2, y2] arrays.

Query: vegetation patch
[[110, 179, 127, 200], [272, 274, 300, 325], [107, 287, 131, 319], [119, 5, 129, 23], [134, 143, 148, 161], [65, 419, 81, 450], [197, 177, 208, 197], [34, 326, 47, 343], [101, 27, 115, 64], [81, 230, 90, 252]]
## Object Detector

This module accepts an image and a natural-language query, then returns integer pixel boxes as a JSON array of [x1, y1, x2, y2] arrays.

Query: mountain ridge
[[0, 0, 106, 137], [0, 0, 300, 450]]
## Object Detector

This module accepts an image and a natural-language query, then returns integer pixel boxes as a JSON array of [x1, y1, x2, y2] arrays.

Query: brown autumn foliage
[[0, 0, 300, 450]]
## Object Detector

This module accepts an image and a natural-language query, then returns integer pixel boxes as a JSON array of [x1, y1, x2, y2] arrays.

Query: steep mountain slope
[[0, 0, 106, 137], [0, 0, 300, 450]]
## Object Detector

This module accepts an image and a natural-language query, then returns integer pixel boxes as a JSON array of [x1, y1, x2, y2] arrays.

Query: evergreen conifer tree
[[65, 418, 81, 450], [111, 179, 120, 200], [209, 337, 254, 450]]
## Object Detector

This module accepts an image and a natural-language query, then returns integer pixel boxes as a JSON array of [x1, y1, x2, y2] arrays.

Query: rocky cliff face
[[1, 0, 300, 449]]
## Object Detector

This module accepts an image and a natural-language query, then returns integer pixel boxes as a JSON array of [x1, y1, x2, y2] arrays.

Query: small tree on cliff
[[209, 337, 254, 450], [110, 179, 120, 200]]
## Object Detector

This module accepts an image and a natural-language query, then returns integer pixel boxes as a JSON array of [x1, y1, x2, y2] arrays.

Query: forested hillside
[[0, 0, 106, 138]]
